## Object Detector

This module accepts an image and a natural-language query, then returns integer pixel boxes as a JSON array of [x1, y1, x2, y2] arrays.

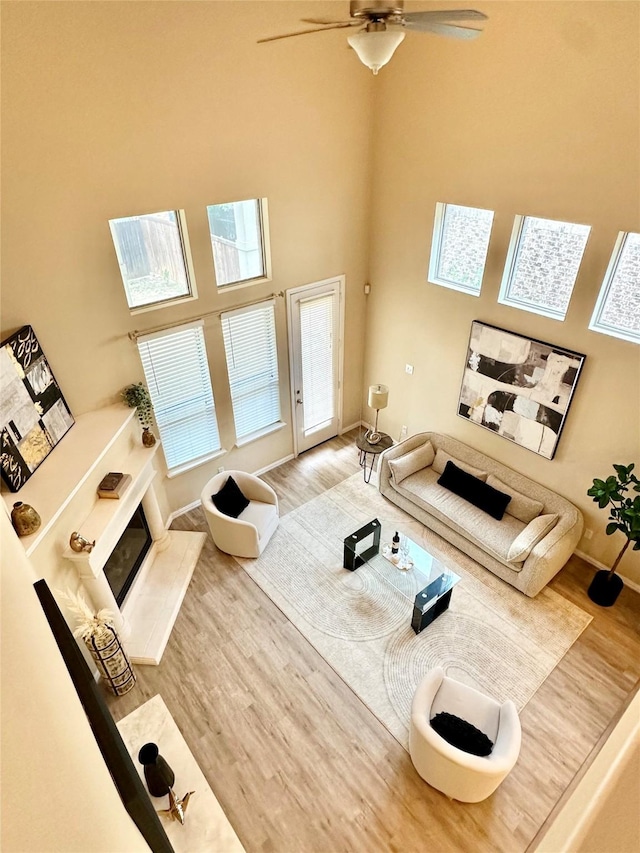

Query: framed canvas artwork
[[1, 325, 74, 491], [457, 321, 585, 460]]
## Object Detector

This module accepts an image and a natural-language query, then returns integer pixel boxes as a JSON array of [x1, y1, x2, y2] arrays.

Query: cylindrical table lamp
[[366, 384, 389, 444]]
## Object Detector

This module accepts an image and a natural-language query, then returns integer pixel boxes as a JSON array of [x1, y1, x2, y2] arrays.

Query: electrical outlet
[[405, 364, 414, 375], [400, 425, 408, 439], [218, 466, 225, 473], [583, 528, 593, 540]]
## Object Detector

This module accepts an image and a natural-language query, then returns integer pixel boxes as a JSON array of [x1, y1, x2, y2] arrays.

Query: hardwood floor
[[108, 431, 640, 853]]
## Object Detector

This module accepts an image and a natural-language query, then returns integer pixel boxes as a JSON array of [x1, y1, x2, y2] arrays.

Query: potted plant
[[122, 382, 156, 446], [586, 463, 640, 606]]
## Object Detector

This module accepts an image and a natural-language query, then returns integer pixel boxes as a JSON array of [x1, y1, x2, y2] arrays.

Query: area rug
[[234, 474, 592, 749]]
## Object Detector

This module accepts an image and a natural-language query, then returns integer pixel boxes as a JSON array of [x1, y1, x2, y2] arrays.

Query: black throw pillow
[[430, 711, 494, 757], [212, 476, 250, 518], [437, 461, 511, 521]]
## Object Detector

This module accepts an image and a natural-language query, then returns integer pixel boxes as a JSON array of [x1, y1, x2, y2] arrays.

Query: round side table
[[356, 432, 393, 483]]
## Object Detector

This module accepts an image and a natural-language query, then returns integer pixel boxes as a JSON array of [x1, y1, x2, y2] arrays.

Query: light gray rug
[[234, 474, 592, 748]]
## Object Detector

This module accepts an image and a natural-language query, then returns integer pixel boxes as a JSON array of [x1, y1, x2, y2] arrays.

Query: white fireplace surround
[[3, 405, 205, 666]]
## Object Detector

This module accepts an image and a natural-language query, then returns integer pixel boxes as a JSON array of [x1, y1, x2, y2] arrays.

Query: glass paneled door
[[287, 277, 344, 455]]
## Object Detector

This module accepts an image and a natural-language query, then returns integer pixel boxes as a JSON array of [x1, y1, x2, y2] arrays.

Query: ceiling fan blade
[[299, 18, 357, 26], [404, 10, 488, 24], [403, 21, 483, 39], [257, 23, 355, 43]]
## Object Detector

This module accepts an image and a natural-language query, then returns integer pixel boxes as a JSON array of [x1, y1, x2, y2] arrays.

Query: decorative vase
[[138, 743, 175, 797], [11, 501, 41, 536], [85, 624, 136, 696], [587, 570, 624, 607], [142, 426, 156, 447]]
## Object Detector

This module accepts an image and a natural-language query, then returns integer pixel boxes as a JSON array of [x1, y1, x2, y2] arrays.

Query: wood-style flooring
[[107, 431, 640, 853]]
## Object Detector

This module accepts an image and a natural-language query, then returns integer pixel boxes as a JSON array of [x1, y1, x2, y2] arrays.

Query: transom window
[[428, 203, 494, 296], [589, 231, 640, 345], [207, 198, 270, 288], [221, 301, 282, 444], [137, 320, 221, 475], [109, 210, 195, 311], [498, 215, 591, 320]]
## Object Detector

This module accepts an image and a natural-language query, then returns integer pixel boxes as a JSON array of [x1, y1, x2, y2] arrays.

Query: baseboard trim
[[340, 420, 364, 434], [253, 454, 295, 477], [167, 498, 201, 524], [574, 549, 640, 594]]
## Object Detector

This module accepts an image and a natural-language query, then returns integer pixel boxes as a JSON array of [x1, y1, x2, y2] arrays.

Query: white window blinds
[[221, 301, 281, 441], [137, 320, 220, 472], [299, 293, 335, 434]]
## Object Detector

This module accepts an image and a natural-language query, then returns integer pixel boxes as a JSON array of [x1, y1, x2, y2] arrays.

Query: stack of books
[[97, 472, 132, 500]]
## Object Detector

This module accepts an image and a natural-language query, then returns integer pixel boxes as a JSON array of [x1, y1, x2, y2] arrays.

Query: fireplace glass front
[[104, 504, 152, 606]]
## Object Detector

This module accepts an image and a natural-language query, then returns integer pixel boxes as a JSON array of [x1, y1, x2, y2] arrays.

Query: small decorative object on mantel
[[138, 743, 175, 797], [60, 590, 136, 696], [122, 382, 157, 447], [10, 501, 41, 536], [158, 788, 195, 825], [69, 531, 95, 553], [142, 426, 156, 448], [586, 463, 640, 607], [97, 471, 132, 499]]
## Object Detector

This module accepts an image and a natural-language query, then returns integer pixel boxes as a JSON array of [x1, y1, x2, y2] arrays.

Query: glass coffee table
[[343, 519, 461, 633]]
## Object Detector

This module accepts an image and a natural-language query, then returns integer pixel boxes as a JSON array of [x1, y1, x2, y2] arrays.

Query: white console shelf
[[2, 404, 137, 556]]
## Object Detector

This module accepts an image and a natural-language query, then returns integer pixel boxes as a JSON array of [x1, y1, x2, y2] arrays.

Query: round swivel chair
[[201, 470, 279, 559], [409, 667, 521, 802]]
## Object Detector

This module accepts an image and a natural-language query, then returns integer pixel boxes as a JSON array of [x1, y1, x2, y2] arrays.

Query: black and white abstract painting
[[1, 325, 74, 491], [457, 321, 585, 460]]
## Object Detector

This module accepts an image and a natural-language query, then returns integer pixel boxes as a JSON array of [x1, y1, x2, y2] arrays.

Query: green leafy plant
[[122, 382, 153, 427], [587, 464, 640, 576]]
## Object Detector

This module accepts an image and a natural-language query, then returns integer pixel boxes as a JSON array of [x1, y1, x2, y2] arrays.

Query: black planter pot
[[587, 570, 624, 607]]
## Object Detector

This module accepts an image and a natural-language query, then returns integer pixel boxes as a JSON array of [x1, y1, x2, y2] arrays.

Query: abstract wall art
[[1, 325, 74, 491], [458, 321, 586, 460]]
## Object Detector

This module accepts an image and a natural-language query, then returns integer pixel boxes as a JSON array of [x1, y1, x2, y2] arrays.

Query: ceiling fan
[[258, 2, 488, 75]]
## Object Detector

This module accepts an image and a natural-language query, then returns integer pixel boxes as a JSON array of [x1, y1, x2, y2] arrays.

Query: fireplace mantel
[[3, 403, 205, 666], [2, 405, 137, 556]]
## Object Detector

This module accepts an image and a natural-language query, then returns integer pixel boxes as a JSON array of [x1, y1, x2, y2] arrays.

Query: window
[[499, 215, 591, 320], [428, 203, 494, 295], [109, 210, 195, 311], [221, 301, 281, 444], [207, 198, 270, 288], [589, 232, 640, 345], [137, 321, 220, 474]]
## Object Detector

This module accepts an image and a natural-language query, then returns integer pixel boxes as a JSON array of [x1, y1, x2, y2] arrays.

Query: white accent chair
[[201, 471, 279, 559], [409, 667, 521, 802]]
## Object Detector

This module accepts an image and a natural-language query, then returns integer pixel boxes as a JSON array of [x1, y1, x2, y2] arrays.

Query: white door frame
[[286, 275, 345, 458]]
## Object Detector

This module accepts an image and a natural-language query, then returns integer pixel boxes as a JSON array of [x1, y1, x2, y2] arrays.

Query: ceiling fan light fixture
[[347, 28, 405, 74]]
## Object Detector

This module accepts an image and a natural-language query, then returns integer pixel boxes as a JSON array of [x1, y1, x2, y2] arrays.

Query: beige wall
[[0, 512, 150, 852], [1, 3, 638, 558], [1, 0, 372, 511], [367, 1, 640, 582]]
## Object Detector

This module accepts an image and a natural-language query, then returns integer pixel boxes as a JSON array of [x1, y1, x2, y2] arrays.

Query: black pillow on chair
[[430, 711, 494, 757], [212, 476, 250, 518]]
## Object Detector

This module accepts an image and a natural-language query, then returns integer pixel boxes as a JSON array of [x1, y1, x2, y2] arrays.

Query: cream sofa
[[378, 432, 583, 597]]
